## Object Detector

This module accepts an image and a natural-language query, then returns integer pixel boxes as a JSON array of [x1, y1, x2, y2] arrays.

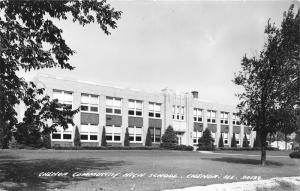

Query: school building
[[25, 74, 254, 148]]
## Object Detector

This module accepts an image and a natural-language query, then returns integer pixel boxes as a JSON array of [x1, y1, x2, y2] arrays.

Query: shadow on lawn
[[203, 157, 284, 166], [0, 154, 125, 191]]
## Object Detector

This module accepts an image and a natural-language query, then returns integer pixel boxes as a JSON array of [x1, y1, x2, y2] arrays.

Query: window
[[53, 90, 73, 109], [80, 124, 98, 142], [181, 106, 185, 120], [223, 133, 228, 145], [207, 110, 216, 123], [246, 134, 250, 145], [128, 126, 142, 143], [236, 133, 240, 145], [220, 112, 229, 124], [106, 125, 121, 142], [149, 102, 161, 118], [81, 94, 99, 112], [150, 127, 161, 143], [106, 97, 122, 114], [173, 105, 185, 121], [128, 100, 143, 116], [193, 108, 203, 122], [232, 113, 240, 125], [51, 125, 72, 141], [193, 131, 202, 144]]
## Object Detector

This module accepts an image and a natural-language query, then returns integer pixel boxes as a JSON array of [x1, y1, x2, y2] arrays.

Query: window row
[[51, 125, 162, 143], [193, 108, 240, 125], [193, 132, 250, 145], [53, 90, 162, 118], [172, 106, 185, 120]]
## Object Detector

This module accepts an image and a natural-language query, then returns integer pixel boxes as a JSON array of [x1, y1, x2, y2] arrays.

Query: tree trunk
[[285, 133, 287, 150], [260, 134, 267, 166]]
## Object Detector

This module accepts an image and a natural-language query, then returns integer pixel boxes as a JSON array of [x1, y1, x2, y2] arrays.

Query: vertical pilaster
[[143, 101, 149, 146], [122, 98, 129, 146], [99, 95, 106, 146]]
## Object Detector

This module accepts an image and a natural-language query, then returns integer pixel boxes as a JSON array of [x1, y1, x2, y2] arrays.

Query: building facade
[[29, 74, 254, 148]]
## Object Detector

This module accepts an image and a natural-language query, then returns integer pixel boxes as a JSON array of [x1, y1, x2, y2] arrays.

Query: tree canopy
[[233, 4, 299, 165], [0, 0, 121, 148]]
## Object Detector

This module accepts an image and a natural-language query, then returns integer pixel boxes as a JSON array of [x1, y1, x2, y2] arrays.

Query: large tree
[[0, 0, 121, 148], [234, 5, 299, 165]]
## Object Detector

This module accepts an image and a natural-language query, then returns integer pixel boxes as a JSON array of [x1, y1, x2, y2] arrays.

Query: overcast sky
[[21, 0, 299, 106]]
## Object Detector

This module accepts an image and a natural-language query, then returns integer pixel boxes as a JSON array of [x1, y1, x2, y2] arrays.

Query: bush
[[231, 133, 237, 148], [124, 127, 130, 146], [42, 133, 51, 149], [197, 145, 215, 151], [101, 126, 107, 146], [218, 133, 224, 148], [145, 128, 152, 147], [242, 133, 249, 148], [217, 147, 280, 151], [289, 151, 300, 158], [74, 126, 81, 148], [161, 125, 177, 147], [52, 145, 193, 151], [197, 128, 214, 150]]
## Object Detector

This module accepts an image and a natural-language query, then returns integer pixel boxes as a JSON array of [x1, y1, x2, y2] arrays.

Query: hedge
[[197, 145, 215, 151], [289, 152, 300, 158], [53, 145, 194, 151], [217, 147, 279, 151]]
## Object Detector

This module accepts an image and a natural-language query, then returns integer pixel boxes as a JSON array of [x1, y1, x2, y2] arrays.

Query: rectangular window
[[232, 113, 240, 125], [106, 97, 122, 115], [106, 125, 121, 142], [207, 110, 216, 123], [81, 93, 99, 113], [223, 133, 228, 145], [149, 102, 161, 118], [193, 131, 202, 144], [193, 108, 203, 122], [172, 106, 175, 119], [220, 112, 229, 124], [236, 133, 240, 145], [53, 90, 73, 109], [150, 127, 161, 143], [80, 124, 98, 142], [129, 126, 142, 143], [173, 105, 185, 121], [246, 134, 250, 145], [128, 100, 143, 116], [52, 131, 72, 141]]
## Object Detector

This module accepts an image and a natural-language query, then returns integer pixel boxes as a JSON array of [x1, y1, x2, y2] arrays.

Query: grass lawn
[[0, 149, 299, 191]]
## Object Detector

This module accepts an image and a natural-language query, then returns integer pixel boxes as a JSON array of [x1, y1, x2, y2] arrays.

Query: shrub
[[197, 145, 215, 151], [253, 132, 261, 147], [218, 133, 224, 148], [289, 151, 300, 158], [218, 147, 280, 151], [242, 133, 249, 148], [197, 128, 214, 150], [231, 133, 237, 148], [145, 128, 152, 146], [124, 127, 130, 146], [74, 126, 81, 149], [101, 126, 107, 146], [161, 125, 177, 147], [42, 133, 51, 149]]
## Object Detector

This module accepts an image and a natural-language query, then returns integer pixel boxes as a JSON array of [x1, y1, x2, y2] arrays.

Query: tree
[[218, 133, 224, 148], [233, 5, 299, 165], [231, 133, 237, 148], [161, 125, 177, 147], [101, 126, 107, 147], [242, 133, 249, 148], [74, 126, 81, 149], [145, 128, 152, 147], [124, 127, 130, 147], [198, 128, 214, 150], [0, 1, 121, 148]]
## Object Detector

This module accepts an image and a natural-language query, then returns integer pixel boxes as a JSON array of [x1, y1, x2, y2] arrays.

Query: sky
[[20, 0, 299, 106]]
